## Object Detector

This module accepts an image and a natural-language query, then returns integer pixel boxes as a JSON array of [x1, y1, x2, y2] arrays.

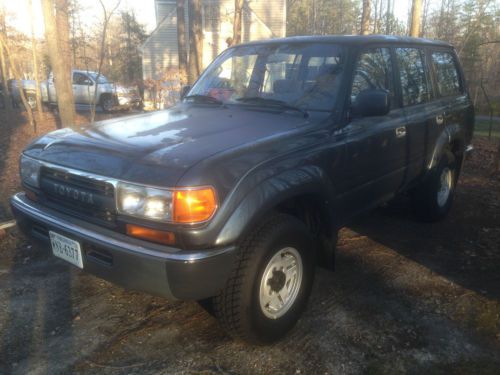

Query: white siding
[[247, 0, 286, 38], [142, 0, 286, 81], [142, 4, 178, 80]]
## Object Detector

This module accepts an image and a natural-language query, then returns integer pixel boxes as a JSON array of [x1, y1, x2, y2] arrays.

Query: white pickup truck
[[10, 69, 141, 112]]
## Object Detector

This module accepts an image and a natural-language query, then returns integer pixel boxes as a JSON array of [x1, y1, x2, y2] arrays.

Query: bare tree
[[188, 0, 203, 84], [41, 0, 75, 128], [409, 0, 422, 37], [177, 0, 188, 85], [420, 0, 430, 37], [360, 0, 371, 35], [0, 11, 12, 111], [233, 0, 244, 44], [0, 32, 37, 132], [28, 0, 43, 112], [385, 0, 391, 34], [89, 0, 121, 123]]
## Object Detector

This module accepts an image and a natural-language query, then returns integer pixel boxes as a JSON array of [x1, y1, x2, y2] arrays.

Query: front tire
[[412, 150, 457, 222], [26, 93, 37, 110], [100, 95, 114, 113], [213, 213, 315, 344]]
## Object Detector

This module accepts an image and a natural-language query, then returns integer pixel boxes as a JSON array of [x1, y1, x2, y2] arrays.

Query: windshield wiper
[[235, 97, 308, 117], [184, 94, 223, 105]]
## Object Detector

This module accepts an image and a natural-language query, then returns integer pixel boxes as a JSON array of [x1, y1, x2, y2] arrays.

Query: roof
[[236, 35, 453, 48]]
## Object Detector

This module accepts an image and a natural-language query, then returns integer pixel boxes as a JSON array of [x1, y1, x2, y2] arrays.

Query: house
[[141, 0, 286, 81]]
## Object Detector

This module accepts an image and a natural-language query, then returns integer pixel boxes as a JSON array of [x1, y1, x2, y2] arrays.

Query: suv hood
[[24, 105, 310, 187]]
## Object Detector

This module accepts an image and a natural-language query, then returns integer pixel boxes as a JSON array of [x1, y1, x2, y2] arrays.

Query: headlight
[[117, 182, 217, 223], [117, 182, 173, 221], [20, 155, 41, 188]]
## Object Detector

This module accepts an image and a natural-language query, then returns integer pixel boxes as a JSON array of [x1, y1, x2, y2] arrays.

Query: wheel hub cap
[[259, 247, 303, 319]]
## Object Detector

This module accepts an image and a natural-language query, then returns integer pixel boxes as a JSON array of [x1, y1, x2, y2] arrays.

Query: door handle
[[436, 114, 444, 125], [395, 126, 406, 138]]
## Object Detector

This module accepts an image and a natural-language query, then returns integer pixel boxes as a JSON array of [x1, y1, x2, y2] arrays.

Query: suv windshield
[[188, 43, 344, 112]]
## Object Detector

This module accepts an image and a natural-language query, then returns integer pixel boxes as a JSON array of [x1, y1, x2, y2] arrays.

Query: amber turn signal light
[[126, 224, 175, 245], [173, 187, 217, 223]]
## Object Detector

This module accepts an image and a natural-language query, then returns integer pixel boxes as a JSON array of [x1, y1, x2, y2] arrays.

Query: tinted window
[[431, 52, 461, 97], [351, 48, 394, 107], [395, 48, 430, 106], [73, 72, 91, 85]]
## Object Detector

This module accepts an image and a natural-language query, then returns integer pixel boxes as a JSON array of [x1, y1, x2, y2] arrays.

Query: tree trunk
[[385, 0, 391, 34], [28, 0, 43, 112], [0, 14, 12, 111], [176, 0, 188, 85], [41, 0, 75, 128], [409, 0, 422, 37], [188, 0, 203, 85], [360, 0, 371, 35], [233, 0, 244, 45], [0, 33, 37, 132]]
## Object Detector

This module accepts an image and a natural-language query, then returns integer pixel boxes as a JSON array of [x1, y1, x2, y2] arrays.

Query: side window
[[431, 51, 461, 97], [395, 48, 431, 106], [73, 72, 91, 85], [351, 47, 394, 107]]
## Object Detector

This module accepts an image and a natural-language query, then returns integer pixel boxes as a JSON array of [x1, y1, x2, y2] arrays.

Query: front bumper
[[10, 193, 236, 300]]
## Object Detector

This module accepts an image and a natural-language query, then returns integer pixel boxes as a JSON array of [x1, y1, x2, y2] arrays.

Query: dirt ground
[[0, 109, 499, 374]]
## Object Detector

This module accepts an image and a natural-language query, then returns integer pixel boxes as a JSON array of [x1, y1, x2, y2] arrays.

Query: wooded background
[[0, 0, 498, 126]]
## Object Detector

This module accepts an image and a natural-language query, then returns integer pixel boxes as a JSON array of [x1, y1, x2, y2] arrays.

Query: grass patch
[[474, 119, 500, 138]]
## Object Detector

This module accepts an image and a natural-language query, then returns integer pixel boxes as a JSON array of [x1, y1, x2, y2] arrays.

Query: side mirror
[[180, 85, 191, 100], [353, 89, 390, 117]]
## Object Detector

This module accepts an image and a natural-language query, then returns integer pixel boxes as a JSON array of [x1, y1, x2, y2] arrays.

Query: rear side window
[[395, 48, 431, 106], [431, 52, 462, 97], [351, 48, 395, 107]]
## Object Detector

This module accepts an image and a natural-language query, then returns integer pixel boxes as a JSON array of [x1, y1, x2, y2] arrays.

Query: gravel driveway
[[0, 138, 499, 374]]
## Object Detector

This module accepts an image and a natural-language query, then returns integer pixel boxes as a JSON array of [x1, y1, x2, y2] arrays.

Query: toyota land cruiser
[[11, 35, 474, 343]]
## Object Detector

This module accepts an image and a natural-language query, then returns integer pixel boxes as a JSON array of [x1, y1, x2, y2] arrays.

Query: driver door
[[339, 47, 408, 218], [72, 72, 94, 104]]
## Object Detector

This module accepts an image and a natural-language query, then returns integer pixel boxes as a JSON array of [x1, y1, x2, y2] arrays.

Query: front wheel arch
[[215, 166, 336, 247]]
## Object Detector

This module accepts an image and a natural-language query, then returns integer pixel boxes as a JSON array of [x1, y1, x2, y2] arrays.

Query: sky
[[2, 0, 157, 37], [2, 0, 413, 38]]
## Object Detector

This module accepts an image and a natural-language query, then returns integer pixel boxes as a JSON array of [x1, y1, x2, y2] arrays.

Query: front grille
[[39, 167, 116, 225]]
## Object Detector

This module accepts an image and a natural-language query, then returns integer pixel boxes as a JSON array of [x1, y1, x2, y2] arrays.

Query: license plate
[[49, 231, 84, 269]]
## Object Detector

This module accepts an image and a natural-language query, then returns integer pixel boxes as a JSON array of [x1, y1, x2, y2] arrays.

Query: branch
[[90, 0, 121, 123], [478, 40, 500, 46]]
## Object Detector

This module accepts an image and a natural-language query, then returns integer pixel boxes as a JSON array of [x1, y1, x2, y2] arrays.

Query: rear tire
[[213, 213, 315, 344], [412, 150, 457, 222]]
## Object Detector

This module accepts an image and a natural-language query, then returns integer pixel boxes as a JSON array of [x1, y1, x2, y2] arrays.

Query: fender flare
[[214, 165, 335, 246], [428, 124, 463, 170]]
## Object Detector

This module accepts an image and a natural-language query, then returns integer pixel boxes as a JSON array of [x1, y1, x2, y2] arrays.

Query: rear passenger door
[[339, 47, 407, 217], [429, 49, 470, 146], [394, 47, 435, 186]]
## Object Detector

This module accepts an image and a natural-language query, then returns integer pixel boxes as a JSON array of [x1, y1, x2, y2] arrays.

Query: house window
[[204, 4, 220, 33]]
